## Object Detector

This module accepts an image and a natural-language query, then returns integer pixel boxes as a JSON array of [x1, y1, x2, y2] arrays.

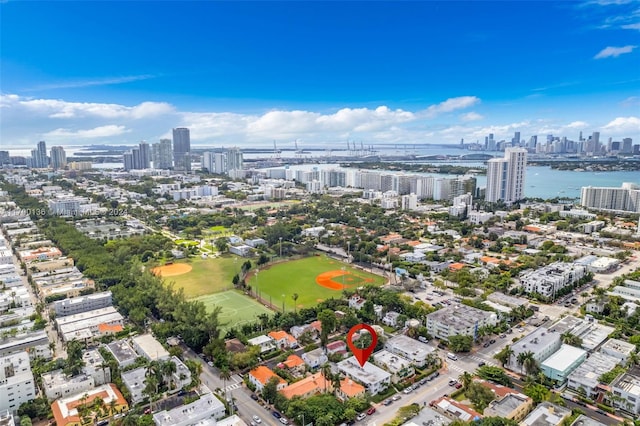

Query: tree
[[448, 335, 473, 353], [19, 417, 32, 426], [262, 376, 282, 404], [466, 382, 496, 411], [521, 351, 539, 376], [560, 331, 583, 347], [524, 383, 550, 403], [161, 360, 177, 390], [459, 371, 474, 389], [494, 345, 514, 368], [292, 293, 299, 314], [215, 238, 228, 253], [318, 309, 337, 347], [220, 367, 232, 399]]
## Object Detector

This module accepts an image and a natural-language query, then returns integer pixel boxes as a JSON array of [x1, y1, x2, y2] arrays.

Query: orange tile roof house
[[335, 378, 366, 401], [280, 372, 330, 399], [268, 330, 298, 349], [278, 354, 305, 372], [249, 366, 287, 392]]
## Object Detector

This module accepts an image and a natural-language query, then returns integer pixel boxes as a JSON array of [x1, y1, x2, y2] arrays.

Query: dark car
[[437, 343, 446, 349], [251, 394, 259, 401], [272, 411, 282, 419], [478, 361, 486, 367], [489, 339, 496, 344], [483, 342, 490, 348]]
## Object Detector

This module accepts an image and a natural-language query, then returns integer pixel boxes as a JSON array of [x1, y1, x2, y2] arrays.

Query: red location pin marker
[[347, 323, 378, 367]]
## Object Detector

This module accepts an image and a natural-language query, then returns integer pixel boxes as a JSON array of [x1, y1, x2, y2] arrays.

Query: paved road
[[180, 343, 282, 426]]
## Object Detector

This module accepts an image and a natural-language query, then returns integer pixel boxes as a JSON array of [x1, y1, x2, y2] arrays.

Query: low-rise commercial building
[[540, 344, 587, 382], [426, 304, 497, 341], [42, 370, 94, 401], [610, 366, 640, 415], [152, 392, 226, 426], [507, 327, 561, 373], [484, 393, 533, 422], [567, 352, 620, 398], [337, 356, 392, 395], [0, 330, 52, 360], [82, 349, 111, 385], [384, 335, 435, 368], [519, 262, 586, 300], [56, 306, 124, 342], [0, 352, 35, 414], [52, 291, 112, 317], [122, 367, 147, 403], [106, 339, 138, 368], [132, 334, 170, 361], [372, 350, 414, 383], [280, 372, 330, 399], [430, 396, 482, 422], [599, 338, 637, 365]]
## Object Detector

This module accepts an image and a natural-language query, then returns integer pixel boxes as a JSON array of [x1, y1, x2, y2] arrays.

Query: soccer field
[[248, 255, 386, 311], [192, 290, 272, 331], [159, 255, 240, 298]]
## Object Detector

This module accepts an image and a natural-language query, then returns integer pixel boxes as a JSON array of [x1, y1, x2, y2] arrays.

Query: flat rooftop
[[338, 356, 392, 385], [511, 327, 559, 356], [567, 352, 619, 389], [152, 392, 224, 426], [521, 402, 571, 426], [611, 366, 640, 396], [106, 340, 138, 364], [373, 350, 412, 373], [486, 393, 530, 418], [541, 345, 586, 372], [427, 304, 495, 328], [600, 338, 636, 357], [385, 335, 434, 359], [132, 334, 170, 360], [570, 414, 607, 426]]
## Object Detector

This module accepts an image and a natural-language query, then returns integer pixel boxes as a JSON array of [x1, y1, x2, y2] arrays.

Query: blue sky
[[1, 1, 639, 148]]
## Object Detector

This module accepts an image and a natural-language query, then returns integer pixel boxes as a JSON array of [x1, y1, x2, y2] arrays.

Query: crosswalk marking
[[469, 355, 498, 367], [226, 383, 241, 391]]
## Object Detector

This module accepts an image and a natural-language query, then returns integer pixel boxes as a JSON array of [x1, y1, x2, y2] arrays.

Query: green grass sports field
[[248, 255, 386, 311], [192, 290, 272, 331], [161, 255, 240, 298]]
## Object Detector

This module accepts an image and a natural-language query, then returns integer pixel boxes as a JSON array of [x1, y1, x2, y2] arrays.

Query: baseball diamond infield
[[151, 263, 193, 277]]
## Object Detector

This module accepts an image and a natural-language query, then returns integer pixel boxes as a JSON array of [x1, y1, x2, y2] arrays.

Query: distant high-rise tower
[[622, 138, 633, 154], [485, 147, 527, 204], [50, 146, 67, 169], [123, 141, 151, 171], [226, 147, 243, 173], [30, 141, 49, 168], [152, 139, 173, 169], [592, 131, 601, 154], [513, 132, 521, 146], [172, 127, 191, 171]]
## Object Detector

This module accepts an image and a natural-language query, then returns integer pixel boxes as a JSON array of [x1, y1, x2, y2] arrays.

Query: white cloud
[[602, 116, 640, 134], [26, 74, 156, 91], [567, 121, 589, 129], [423, 96, 480, 117], [594, 45, 637, 58], [460, 112, 484, 122], [621, 22, 640, 30], [43, 125, 130, 139], [2, 93, 638, 148]]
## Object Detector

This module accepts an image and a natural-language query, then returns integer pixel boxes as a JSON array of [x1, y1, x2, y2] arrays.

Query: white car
[[279, 418, 289, 425], [252, 416, 262, 424], [356, 413, 367, 421]]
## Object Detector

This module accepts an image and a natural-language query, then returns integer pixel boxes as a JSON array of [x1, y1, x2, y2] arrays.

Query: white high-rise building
[[50, 146, 67, 169], [581, 183, 640, 213], [485, 147, 527, 204], [226, 147, 243, 173], [152, 139, 173, 169]]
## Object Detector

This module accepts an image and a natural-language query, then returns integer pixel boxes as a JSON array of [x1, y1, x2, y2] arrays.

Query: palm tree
[[459, 371, 474, 389], [108, 399, 117, 419], [494, 345, 514, 368], [516, 352, 528, 375], [321, 363, 332, 393], [161, 360, 177, 390], [521, 351, 538, 376], [220, 367, 231, 399], [292, 293, 299, 314], [331, 371, 342, 394]]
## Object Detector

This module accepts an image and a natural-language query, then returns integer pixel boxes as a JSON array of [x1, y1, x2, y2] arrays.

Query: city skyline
[[1, 1, 639, 147]]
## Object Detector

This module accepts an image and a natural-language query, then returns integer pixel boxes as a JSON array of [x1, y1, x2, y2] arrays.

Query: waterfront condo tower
[[485, 147, 527, 204]]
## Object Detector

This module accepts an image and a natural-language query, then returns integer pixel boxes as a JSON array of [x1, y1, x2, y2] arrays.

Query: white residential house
[[302, 348, 328, 369], [247, 335, 276, 353]]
